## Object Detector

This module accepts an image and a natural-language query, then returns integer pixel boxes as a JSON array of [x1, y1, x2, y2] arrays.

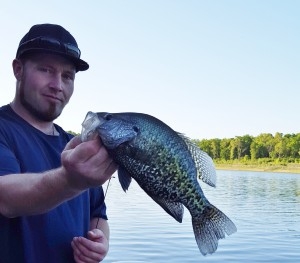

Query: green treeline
[[69, 129, 300, 166], [193, 132, 300, 164]]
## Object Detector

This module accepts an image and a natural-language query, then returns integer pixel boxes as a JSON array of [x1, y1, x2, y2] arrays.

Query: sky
[[1, 0, 299, 140]]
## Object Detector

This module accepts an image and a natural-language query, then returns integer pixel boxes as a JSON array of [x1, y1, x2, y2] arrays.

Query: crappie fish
[[81, 111, 237, 256]]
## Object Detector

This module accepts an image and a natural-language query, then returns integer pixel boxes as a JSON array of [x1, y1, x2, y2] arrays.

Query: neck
[[10, 101, 58, 135]]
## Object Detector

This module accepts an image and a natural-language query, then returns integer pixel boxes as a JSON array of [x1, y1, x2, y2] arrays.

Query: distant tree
[[286, 133, 300, 158], [67, 130, 80, 136], [240, 135, 253, 158], [230, 138, 238, 160], [210, 138, 221, 159], [197, 139, 212, 157], [271, 133, 287, 158], [195, 132, 300, 161], [251, 133, 274, 158], [231, 135, 253, 159], [220, 138, 231, 160]]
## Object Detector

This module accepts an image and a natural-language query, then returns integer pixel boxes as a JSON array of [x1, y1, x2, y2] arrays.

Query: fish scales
[[113, 113, 200, 202], [81, 111, 237, 256]]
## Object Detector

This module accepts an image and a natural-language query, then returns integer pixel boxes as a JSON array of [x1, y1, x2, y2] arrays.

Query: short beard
[[19, 83, 62, 122]]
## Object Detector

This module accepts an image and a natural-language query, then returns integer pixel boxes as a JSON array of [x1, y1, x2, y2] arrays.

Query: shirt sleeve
[[89, 186, 108, 220], [0, 142, 21, 176]]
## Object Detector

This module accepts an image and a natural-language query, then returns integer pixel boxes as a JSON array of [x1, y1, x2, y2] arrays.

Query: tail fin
[[192, 205, 237, 256]]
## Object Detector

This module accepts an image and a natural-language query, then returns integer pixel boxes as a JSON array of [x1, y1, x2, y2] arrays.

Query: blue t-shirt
[[0, 105, 107, 263]]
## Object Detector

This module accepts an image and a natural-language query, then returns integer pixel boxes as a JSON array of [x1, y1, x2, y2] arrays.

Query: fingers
[[80, 145, 116, 185], [61, 136, 116, 189], [72, 237, 99, 262], [87, 229, 103, 242], [72, 233, 108, 263], [65, 137, 102, 163], [105, 160, 118, 178]]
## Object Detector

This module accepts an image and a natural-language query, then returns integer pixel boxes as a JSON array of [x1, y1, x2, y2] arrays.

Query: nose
[[49, 74, 63, 91]]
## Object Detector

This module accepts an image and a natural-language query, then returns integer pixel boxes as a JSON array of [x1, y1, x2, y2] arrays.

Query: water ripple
[[104, 171, 300, 262]]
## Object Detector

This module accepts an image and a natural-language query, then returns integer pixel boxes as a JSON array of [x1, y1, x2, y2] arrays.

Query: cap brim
[[69, 57, 89, 72]]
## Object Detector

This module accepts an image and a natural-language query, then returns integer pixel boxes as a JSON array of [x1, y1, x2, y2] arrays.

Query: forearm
[[0, 136, 116, 218], [0, 167, 83, 218]]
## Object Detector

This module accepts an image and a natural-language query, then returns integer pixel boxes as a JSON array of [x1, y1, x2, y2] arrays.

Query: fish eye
[[133, 126, 139, 133], [104, 114, 112, 121]]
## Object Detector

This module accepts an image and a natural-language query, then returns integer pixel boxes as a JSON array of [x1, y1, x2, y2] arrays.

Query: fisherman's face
[[15, 53, 76, 122]]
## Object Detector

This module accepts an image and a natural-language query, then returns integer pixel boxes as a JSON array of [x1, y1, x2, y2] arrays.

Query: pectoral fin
[[118, 166, 132, 192]]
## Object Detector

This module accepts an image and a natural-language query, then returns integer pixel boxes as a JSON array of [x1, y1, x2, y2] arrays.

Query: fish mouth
[[81, 111, 138, 149], [81, 111, 105, 141]]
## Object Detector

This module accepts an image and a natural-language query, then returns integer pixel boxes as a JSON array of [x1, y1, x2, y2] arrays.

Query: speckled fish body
[[81, 111, 237, 256]]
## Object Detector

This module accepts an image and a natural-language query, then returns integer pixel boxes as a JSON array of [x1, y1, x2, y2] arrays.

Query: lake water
[[102, 170, 300, 262]]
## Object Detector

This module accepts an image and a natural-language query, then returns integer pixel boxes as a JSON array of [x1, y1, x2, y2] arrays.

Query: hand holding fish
[[61, 136, 117, 190], [72, 229, 109, 262]]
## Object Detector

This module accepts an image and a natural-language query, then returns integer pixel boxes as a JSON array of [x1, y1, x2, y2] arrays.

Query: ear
[[12, 59, 23, 81]]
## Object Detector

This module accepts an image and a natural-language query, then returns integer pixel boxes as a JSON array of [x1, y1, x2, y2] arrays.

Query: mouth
[[44, 94, 63, 102]]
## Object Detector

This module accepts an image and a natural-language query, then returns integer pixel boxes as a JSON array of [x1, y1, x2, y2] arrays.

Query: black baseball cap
[[16, 23, 89, 71]]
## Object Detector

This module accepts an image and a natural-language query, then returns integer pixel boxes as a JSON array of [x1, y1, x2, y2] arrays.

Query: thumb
[[87, 229, 103, 242], [64, 135, 82, 151]]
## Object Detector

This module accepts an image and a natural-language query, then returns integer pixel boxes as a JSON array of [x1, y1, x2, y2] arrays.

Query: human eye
[[63, 72, 75, 81], [38, 66, 52, 73]]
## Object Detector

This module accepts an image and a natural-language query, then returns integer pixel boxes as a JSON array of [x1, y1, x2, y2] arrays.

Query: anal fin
[[151, 196, 184, 223]]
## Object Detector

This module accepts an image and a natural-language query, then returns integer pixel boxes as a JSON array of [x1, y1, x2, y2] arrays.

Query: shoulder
[[53, 124, 76, 141], [0, 104, 16, 121], [0, 105, 26, 140]]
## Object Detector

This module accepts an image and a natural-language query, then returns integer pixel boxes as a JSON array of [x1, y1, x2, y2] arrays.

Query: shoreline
[[214, 164, 300, 174]]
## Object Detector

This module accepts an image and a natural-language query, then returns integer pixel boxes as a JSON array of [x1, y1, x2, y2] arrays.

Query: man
[[0, 24, 117, 262]]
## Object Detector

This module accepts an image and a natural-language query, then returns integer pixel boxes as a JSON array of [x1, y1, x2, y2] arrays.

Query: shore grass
[[214, 163, 300, 174]]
